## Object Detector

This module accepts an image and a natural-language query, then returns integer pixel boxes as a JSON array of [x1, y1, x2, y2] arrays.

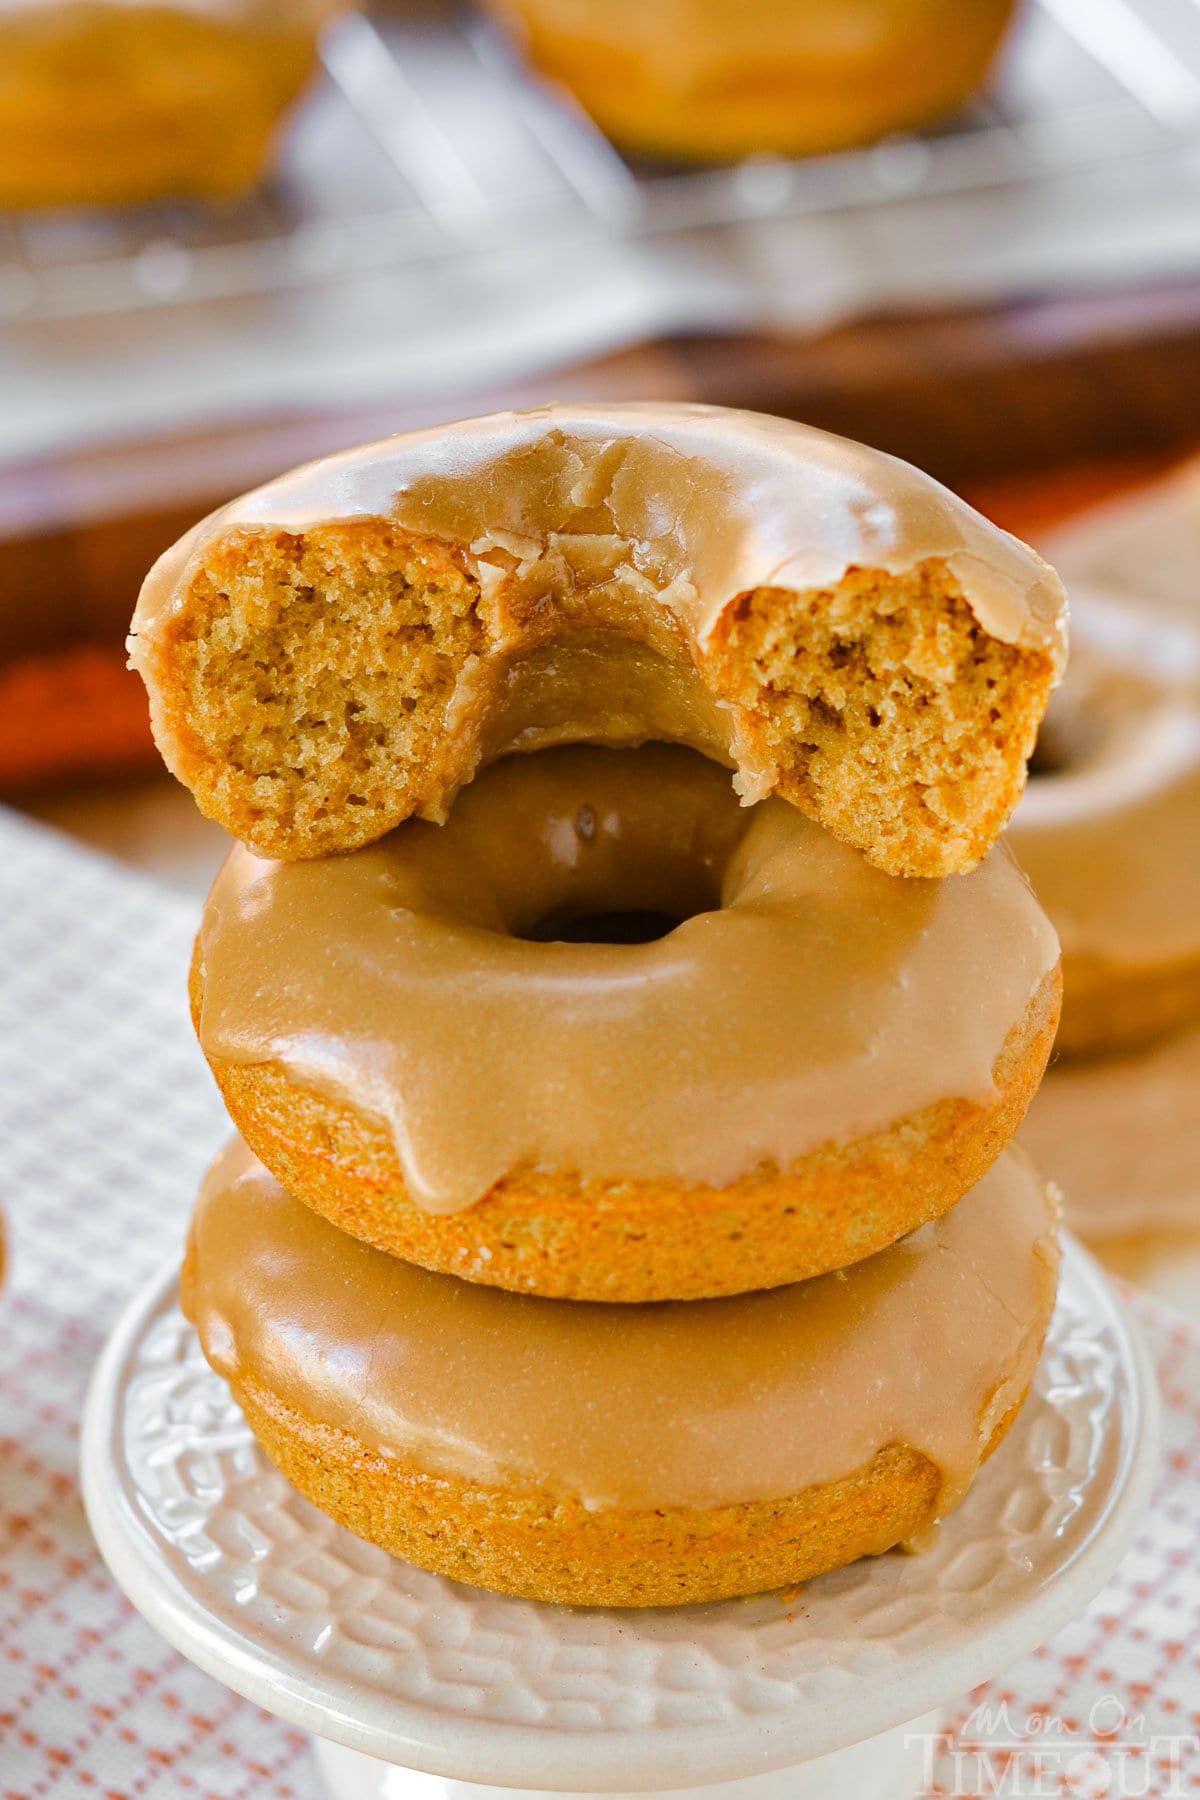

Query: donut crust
[[231, 1372, 1033, 1608], [192, 957, 1061, 1301]]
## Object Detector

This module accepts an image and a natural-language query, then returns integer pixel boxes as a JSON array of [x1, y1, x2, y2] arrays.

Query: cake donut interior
[[131, 404, 1069, 1606]]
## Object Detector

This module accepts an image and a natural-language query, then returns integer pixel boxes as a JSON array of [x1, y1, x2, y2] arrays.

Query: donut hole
[[1027, 733, 1065, 778], [523, 907, 685, 946], [512, 839, 725, 945], [439, 746, 742, 945]]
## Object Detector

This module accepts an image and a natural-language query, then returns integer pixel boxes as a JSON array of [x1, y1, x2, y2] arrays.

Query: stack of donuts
[[130, 404, 1069, 1607]]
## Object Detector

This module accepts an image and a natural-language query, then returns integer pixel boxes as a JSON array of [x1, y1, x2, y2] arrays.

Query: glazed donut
[[183, 1135, 1060, 1608], [0, 0, 345, 209], [1021, 1020, 1200, 1242], [482, 0, 1017, 163], [1008, 610, 1200, 1059], [129, 404, 1066, 879], [193, 742, 1062, 1302]]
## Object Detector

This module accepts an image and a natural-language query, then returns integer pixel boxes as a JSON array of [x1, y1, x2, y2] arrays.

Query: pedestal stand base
[[314, 1712, 944, 1800]]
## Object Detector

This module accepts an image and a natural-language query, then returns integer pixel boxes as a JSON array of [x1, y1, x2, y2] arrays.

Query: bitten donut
[[184, 1136, 1061, 1608], [1008, 611, 1200, 1058], [129, 404, 1066, 878], [0, 0, 346, 209], [482, 0, 1017, 163], [193, 743, 1062, 1302]]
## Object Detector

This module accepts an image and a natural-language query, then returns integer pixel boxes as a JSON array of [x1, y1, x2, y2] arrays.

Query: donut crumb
[[707, 561, 1056, 877], [144, 530, 1054, 875], [154, 521, 486, 858]]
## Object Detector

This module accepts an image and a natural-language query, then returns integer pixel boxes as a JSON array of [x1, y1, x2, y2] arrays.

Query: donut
[[192, 742, 1062, 1302], [1021, 1020, 1200, 1242], [0, 0, 344, 209], [1039, 453, 1200, 634], [183, 1135, 1060, 1608], [481, 0, 1017, 162], [129, 404, 1066, 879], [1007, 609, 1200, 1059]]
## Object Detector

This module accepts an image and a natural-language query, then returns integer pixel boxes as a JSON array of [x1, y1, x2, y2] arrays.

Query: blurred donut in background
[[1039, 455, 1200, 633], [1004, 465, 1200, 1250], [1021, 1019, 1200, 1243], [481, 0, 1018, 162], [1007, 607, 1200, 1059], [0, 0, 352, 208]]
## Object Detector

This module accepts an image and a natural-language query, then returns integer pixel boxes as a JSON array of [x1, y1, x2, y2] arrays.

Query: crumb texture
[[155, 523, 486, 858], [146, 526, 1054, 872], [706, 562, 1056, 877]]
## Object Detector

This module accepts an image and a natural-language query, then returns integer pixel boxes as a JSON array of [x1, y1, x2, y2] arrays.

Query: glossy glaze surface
[[197, 746, 1060, 1211], [185, 1136, 1060, 1512]]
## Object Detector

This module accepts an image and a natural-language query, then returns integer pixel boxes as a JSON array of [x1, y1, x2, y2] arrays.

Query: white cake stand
[[82, 1238, 1157, 1800]]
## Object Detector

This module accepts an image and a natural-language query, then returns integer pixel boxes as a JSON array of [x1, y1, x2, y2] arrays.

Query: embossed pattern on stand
[[110, 1253, 1131, 1746]]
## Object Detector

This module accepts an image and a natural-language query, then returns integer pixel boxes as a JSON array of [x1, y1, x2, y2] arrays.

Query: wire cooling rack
[[2, 0, 1200, 322]]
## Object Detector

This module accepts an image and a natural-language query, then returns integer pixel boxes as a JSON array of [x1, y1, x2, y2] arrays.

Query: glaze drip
[[196, 744, 1060, 1213], [184, 1136, 1060, 1515]]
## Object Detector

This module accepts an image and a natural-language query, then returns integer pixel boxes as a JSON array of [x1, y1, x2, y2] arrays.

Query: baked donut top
[[1009, 616, 1200, 965], [196, 743, 1059, 1213], [184, 1136, 1060, 1514], [129, 403, 1065, 874]]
